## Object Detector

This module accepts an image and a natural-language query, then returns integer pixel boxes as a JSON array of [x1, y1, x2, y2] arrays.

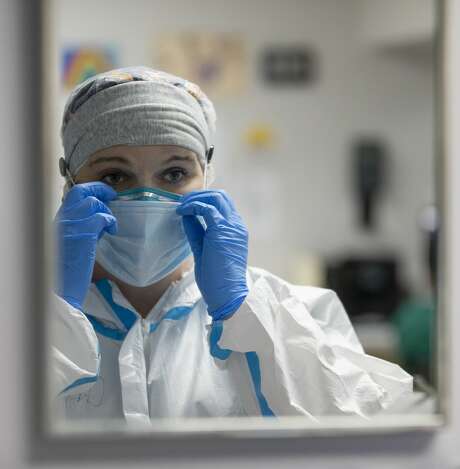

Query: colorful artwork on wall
[[62, 46, 118, 90], [154, 33, 247, 99]]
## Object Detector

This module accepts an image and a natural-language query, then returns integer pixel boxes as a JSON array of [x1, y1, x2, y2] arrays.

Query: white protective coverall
[[50, 266, 413, 424]]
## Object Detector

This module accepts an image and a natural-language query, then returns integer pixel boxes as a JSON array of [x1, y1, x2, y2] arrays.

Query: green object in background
[[392, 298, 435, 383]]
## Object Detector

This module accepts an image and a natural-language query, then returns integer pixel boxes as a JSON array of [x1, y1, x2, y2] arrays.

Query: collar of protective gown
[[83, 267, 203, 332]]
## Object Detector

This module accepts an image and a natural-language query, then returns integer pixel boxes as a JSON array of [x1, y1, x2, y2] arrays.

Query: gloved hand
[[177, 190, 249, 321], [54, 182, 118, 311]]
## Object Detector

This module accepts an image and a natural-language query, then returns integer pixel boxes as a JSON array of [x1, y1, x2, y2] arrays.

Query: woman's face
[[75, 144, 204, 194]]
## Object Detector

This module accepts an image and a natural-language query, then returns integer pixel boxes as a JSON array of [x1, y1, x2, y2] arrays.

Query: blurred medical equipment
[[326, 255, 405, 320], [418, 204, 439, 289], [352, 138, 387, 230], [392, 205, 439, 383]]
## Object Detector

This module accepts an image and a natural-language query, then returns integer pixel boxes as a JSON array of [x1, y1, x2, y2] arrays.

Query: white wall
[[1, 0, 459, 467], [48, 0, 434, 293], [358, 0, 435, 45]]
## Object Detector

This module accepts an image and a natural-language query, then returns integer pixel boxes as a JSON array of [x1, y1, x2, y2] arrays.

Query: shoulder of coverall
[[247, 265, 341, 306]]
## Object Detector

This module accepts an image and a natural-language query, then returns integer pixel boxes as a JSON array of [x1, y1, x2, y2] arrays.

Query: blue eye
[[162, 167, 187, 184], [101, 171, 127, 186]]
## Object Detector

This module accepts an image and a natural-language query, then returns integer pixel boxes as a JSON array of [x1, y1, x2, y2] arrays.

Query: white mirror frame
[[33, 0, 449, 457]]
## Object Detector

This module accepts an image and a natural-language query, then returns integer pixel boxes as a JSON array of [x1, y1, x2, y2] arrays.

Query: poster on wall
[[260, 45, 317, 86], [154, 33, 247, 99], [62, 45, 118, 90]]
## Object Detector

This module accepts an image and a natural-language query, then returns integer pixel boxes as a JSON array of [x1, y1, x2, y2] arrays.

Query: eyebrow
[[162, 155, 195, 164], [88, 154, 196, 167], [89, 156, 133, 167]]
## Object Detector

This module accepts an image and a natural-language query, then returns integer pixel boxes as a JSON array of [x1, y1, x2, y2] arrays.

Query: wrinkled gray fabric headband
[[62, 80, 212, 176]]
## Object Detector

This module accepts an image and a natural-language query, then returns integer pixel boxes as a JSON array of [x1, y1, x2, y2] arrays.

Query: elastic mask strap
[[59, 157, 76, 188], [203, 162, 208, 189], [66, 170, 76, 187]]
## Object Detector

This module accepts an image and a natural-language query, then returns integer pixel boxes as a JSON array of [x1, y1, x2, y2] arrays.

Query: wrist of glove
[[55, 233, 99, 311], [209, 292, 248, 321], [176, 190, 249, 322]]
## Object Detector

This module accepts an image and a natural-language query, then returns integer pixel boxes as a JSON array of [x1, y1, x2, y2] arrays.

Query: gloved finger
[[60, 196, 114, 220], [64, 182, 117, 208], [87, 212, 118, 236], [182, 215, 205, 255], [180, 190, 234, 219], [213, 190, 237, 212], [60, 213, 118, 237], [176, 201, 225, 228], [184, 189, 237, 210]]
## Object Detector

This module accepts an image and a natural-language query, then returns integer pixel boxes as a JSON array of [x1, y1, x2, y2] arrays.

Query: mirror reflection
[[47, 0, 437, 427]]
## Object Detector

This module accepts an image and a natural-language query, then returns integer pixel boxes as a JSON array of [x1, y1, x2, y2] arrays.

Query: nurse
[[51, 66, 411, 424]]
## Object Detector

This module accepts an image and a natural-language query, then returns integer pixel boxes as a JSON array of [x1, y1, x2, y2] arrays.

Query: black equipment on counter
[[326, 256, 405, 319]]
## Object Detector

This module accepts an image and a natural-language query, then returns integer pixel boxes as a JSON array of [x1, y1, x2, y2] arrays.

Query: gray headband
[[61, 70, 215, 176]]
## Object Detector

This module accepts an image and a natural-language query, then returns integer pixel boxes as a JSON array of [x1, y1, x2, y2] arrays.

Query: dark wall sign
[[261, 45, 317, 85]]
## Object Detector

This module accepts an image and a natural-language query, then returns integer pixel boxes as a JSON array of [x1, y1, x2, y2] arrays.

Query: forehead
[[89, 144, 197, 161]]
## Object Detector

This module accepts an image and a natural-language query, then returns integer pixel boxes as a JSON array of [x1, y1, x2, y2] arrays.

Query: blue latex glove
[[54, 182, 118, 310], [176, 190, 249, 321]]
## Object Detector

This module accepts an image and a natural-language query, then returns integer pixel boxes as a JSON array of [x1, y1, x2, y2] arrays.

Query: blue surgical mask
[[95, 187, 191, 287]]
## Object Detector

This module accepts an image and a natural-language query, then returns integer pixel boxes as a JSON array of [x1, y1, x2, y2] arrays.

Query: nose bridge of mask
[[115, 187, 183, 202]]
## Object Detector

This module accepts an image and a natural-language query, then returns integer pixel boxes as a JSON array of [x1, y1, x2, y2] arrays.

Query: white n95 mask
[[95, 187, 192, 287]]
